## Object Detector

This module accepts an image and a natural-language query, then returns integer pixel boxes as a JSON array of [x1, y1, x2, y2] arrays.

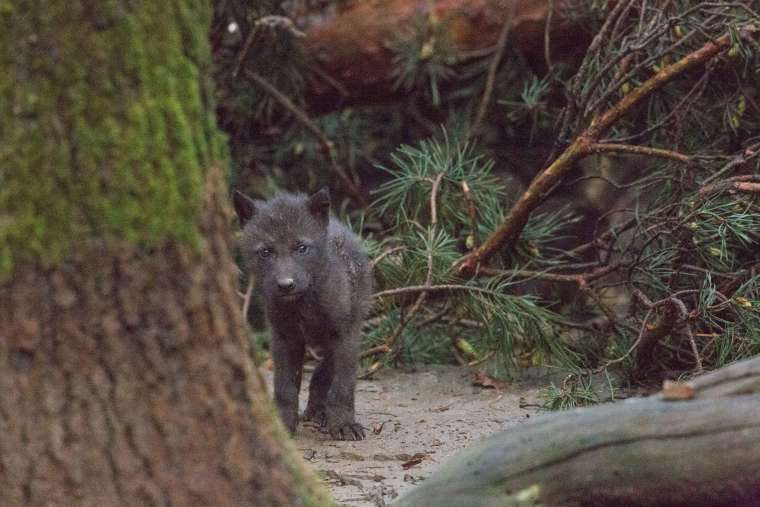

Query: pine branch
[[362, 200, 438, 363], [455, 24, 758, 276]]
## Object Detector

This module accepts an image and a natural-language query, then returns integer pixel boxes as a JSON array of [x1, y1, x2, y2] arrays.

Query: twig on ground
[[358, 361, 383, 380], [468, 349, 496, 367]]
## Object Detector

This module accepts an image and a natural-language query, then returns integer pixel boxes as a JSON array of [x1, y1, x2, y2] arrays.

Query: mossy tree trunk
[[0, 2, 329, 505]]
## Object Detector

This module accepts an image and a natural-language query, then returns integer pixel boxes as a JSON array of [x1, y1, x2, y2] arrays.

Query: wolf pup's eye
[[295, 244, 310, 255], [257, 248, 273, 259]]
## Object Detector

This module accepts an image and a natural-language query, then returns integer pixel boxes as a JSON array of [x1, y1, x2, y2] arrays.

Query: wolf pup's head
[[234, 189, 330, 305]]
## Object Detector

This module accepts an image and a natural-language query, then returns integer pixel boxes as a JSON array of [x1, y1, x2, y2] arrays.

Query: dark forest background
[[211, 0, 760, 406]]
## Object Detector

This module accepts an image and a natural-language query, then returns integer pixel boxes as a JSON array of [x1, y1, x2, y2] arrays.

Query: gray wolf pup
[[234, 188, 372, 440]]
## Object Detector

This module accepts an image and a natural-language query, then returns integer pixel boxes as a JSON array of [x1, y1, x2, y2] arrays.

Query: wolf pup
[[234, 188, 372, 440]]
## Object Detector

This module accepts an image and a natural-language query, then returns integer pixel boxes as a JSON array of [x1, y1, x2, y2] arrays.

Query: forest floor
[[264, 364, 545, 506]]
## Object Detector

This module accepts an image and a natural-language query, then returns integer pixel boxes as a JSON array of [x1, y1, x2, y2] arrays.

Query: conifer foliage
[[213, 0, 760, 396]]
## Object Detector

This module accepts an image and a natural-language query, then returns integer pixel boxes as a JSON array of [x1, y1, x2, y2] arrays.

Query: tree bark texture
[[0, 1, 329, 505], [394, 356, 760, 507], [0, 170, 329, 505], [285, 0, 590, 113]]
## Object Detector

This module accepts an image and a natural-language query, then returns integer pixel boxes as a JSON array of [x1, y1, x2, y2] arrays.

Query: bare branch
[[470, 3, 516, 139], [430, 173, 445, 226], [586, 143, 692, 164], [373, 284, 503, 299], [242, 278, 254, 320], [461, 180, 481, 248], [699, 175, 760, 199], [543, 0, 555, 70]]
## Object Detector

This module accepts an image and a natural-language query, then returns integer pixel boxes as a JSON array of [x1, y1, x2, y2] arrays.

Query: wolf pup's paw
[[301, 406, 327, 426], [277, 409, 299, 435], [328, 421, 366, 441], [283, 418, 298, 435]]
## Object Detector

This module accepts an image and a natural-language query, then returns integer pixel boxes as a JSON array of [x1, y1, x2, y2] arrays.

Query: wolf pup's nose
[[277, 277, 296, 293]]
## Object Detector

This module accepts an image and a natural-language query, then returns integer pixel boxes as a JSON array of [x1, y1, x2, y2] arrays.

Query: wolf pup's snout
[[276, 277, 296, 294], [235, 188, 372, 440]]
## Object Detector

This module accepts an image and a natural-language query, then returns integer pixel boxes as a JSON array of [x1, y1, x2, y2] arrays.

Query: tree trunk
[[0, 2, 329, 505], [394, 356, 760, 507]]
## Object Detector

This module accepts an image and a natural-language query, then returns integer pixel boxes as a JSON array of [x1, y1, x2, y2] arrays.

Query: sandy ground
[[264, 365, 543, 506]]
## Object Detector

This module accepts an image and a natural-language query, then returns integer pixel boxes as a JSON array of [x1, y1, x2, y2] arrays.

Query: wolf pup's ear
[[233, 190, 257, 225], [307, 187, 330, 223]]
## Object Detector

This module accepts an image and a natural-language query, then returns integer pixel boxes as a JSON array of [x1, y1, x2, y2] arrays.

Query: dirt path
[[265, 365, 543, 506]]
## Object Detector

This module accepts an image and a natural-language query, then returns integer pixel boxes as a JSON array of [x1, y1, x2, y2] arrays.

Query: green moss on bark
[[0, 1, 227, 276]]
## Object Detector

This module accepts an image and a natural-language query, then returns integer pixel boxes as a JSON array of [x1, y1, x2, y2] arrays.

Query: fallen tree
[[297, 0, 590, 112], [217, 0, 590, 114], [394, 355, 760, 506]]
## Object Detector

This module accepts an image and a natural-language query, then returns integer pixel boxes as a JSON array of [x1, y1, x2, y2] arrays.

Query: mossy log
[[394, 356, 760, 507]]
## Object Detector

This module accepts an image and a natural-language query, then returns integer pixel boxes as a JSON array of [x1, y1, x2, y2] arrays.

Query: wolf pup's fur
[[234, 188, 372, 440]]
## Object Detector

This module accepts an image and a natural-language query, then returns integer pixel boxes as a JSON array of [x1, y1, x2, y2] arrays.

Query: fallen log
[[393, 356, 760, 506], [284, 0, 591, 113]]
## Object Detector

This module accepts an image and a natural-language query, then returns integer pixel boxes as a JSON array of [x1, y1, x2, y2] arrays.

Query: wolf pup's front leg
[[302, 354, 332, 426], [325, 324, 365, 440], [270, 329, 304, 434]]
